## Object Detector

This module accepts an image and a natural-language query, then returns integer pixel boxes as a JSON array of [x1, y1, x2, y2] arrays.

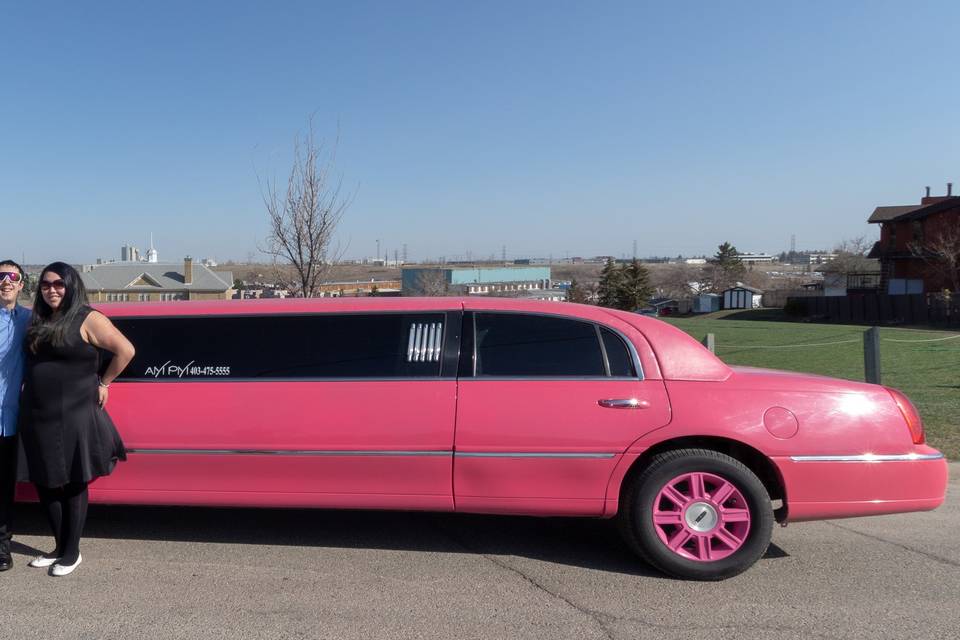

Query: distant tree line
[[569, 242, 750, 310], [567, 258, 654, 311]]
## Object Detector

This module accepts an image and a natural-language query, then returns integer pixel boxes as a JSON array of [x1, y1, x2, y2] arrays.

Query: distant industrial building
[[807, 253, 838, 265], [401, 265, 551, 296], [738, 253, 776, 264], [81, 257, 234, 302]]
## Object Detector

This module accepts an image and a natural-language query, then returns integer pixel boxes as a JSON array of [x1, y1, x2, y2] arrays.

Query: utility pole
[[376, 239, 380, 262], [402, 244, 408, 263]]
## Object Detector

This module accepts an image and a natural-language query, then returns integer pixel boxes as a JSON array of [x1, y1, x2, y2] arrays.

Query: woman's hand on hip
[[98, 385, 108, 408]]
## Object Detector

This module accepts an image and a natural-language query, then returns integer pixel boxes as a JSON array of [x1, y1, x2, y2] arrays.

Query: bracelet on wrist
[[98, 379, 110, 389]]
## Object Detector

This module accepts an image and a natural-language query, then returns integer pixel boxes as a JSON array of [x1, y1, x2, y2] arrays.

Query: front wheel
[[619, 448, 773, 580]]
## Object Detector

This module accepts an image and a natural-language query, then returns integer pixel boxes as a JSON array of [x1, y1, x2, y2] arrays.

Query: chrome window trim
[[112, 311, 449, 382], [470, 310, 644, 381], [595, 324, 612, 377], [789, 453, 945, 463], [601, 325, 643, 379], [109, 310, 454, 321]]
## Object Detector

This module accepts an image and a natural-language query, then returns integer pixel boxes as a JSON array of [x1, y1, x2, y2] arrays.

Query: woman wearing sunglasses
[[18, 262, 134, 576]]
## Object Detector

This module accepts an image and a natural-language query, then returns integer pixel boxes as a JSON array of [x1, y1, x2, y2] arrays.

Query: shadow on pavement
[[12, 503, 789, 578]]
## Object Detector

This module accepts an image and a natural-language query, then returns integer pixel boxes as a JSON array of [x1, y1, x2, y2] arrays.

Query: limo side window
[[600, 327, 637, 377], [474, 313, 607, 377], [111, 313, 445, 380]]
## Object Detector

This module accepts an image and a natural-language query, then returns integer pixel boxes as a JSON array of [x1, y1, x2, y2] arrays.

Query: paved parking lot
[[0, 464, 955, 640]]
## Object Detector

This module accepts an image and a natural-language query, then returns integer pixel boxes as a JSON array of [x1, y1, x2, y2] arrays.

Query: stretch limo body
[[27, 297, 948, 580]]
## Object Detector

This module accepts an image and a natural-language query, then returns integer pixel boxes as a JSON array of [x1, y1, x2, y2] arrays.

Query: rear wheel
[[619, 448, 773, 580]]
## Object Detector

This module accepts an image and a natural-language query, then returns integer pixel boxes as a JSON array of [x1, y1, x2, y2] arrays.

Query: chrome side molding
[[789, 453, 945, 463]]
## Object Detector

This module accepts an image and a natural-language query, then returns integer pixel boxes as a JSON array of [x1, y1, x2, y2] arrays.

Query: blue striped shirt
[[0, 305, 30, 437]]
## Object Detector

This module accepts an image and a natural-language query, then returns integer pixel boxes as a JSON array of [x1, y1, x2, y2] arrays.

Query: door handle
[[598, 398, 650, 409]]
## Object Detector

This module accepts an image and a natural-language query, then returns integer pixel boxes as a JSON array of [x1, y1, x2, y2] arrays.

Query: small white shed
[[722, 284, 763, 309]]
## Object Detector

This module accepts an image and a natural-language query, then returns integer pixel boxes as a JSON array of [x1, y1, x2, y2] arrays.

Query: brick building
[[867, 184, 960, 293]]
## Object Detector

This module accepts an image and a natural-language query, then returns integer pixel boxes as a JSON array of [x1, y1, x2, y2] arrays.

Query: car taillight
[[886, 387, 925, 445]]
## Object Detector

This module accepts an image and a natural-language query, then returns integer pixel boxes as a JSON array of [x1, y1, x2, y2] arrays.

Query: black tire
[[618, 448, 773, 580]]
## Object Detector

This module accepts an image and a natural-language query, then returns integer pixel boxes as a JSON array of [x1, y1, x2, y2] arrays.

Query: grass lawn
[[662, 311, 960, 460]]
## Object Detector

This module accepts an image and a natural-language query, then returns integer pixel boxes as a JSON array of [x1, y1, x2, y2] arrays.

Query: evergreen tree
[[566, 277, 590, 304], [596, 258, 623, 308], [713, 242, 743, 269], [710, 242, 746, 292], [616, 259, 653, 311]]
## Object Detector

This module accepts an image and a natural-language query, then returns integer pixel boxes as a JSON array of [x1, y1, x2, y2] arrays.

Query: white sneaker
[[50, 554, 82, 577], [28, 555, 60, 568]]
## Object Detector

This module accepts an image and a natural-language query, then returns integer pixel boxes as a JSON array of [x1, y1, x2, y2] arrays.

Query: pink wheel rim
[[652, 472, 751, 562]]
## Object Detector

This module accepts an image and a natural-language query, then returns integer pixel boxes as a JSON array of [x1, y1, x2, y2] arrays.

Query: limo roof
[[94, 297, 732, 382], [94, 296, 664, 324]]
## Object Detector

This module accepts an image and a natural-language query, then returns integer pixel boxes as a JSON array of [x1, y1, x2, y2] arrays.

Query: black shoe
[[0, 549, 11, 572]]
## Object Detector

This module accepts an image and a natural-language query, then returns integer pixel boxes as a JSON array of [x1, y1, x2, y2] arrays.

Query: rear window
[[111, 313, 445, 380], [601, 327, 637, 377]]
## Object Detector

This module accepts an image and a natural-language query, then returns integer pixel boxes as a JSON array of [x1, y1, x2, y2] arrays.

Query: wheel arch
[[615, 436, 788, 523]]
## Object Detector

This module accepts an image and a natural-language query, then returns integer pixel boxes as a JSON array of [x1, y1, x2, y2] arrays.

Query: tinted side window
[[474, 313, 605, 377], [112, 313, 445, 380], [601, 327, 637, 377]]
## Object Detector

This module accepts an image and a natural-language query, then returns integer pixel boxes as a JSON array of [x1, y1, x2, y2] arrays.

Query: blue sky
[[1, 1, 958, 264]]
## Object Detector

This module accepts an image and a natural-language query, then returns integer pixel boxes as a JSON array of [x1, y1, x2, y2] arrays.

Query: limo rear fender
[[601, 367, 948, 520]]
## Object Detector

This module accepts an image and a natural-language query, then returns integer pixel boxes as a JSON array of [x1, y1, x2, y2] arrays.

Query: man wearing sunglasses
[[0, 260, 29, 571]]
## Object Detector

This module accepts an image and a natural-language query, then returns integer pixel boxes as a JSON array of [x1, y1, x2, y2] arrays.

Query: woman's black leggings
[[35, 482, 88, 565]]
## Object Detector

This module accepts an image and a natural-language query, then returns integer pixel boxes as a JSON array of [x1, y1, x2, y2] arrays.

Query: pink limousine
[[55, 298, 952, 579]]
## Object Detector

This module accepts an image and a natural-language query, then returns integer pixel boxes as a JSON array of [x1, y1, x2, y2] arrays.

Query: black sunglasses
[[39, 280, 67, 291]]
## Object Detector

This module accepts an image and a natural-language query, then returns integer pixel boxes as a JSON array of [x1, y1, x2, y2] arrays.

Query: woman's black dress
[[18, 306, 126, 488]]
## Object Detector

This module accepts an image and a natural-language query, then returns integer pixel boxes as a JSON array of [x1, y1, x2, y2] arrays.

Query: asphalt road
[[0, 464, 955, 640]]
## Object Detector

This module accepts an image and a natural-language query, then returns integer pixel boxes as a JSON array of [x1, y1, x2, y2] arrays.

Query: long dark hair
[[27, 261, 89, 353]]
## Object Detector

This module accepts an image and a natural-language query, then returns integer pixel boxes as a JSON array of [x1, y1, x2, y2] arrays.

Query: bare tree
[[824, 236, 877, 276], [910, 225, 960, 292], [652, 263, 699, 299], [565, 277, 592, 304], [413, 270, 450, 296], [260, 119, 352, 297]]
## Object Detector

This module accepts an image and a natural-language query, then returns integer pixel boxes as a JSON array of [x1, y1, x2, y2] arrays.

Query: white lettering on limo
[[145, 361, 232, 378]]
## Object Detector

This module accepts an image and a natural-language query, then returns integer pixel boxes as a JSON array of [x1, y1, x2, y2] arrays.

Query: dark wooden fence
[[762, 289, 819, 308], [786, 293, 959, 327]]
